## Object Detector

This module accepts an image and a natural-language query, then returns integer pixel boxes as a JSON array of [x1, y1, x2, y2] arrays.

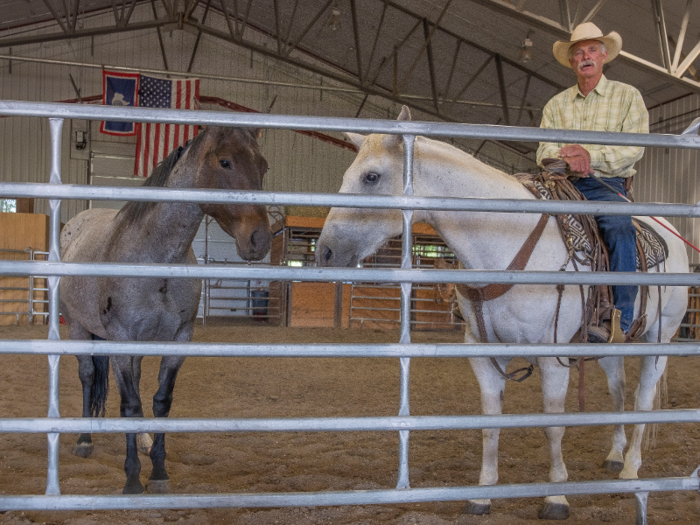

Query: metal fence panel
[[0, 101, 699, 520]]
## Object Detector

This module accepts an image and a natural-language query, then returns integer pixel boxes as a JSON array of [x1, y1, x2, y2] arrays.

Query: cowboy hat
[[552, 22, 622, 68]]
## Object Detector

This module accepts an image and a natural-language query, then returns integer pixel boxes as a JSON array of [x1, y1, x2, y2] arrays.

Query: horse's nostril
[[250, 229, 266, 249], [322, 246, 333, 264]]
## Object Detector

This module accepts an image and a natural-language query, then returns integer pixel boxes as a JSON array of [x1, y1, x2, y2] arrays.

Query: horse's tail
[[89, 334, 110, 418]]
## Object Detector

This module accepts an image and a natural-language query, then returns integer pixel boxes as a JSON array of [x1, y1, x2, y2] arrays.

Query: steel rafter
[[186, 18, 537, 161], [41, 0, 70, 35], [0, 18, 170, 48], [671, 0, 693, 71], [349, 0, 364, 84], [397, 0, 453, 92], [283, 0, 333, 58], [469, 0, 700, 93], [650, 0, 672, 71]]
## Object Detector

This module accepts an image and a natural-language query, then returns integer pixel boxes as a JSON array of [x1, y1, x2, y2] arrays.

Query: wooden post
[[334, 282, 343, 328], [16, 198, 34, 214]]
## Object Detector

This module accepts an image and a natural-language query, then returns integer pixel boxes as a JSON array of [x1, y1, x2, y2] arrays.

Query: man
[[536, 22, 649, 341]]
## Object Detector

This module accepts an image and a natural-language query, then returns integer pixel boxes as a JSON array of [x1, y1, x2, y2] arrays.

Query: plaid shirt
[[536, 75, 649, 179]]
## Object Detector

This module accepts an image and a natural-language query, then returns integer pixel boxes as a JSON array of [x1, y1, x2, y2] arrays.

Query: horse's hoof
[[462, 501, 491, 515], [147, 479, 172, 494], [603, 459, 624, 473], [71, 443, 93, 458], [122, 481, 145, 495], [137, 433, 153, 456], [538, 503, 569, 520]]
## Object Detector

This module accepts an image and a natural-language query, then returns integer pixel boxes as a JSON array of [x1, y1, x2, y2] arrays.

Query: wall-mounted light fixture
[[75, 130, 87, 150], [519, 31, 533, 64]]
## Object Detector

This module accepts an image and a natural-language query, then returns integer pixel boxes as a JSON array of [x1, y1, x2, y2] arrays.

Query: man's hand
[[558, 144, 592, 176]]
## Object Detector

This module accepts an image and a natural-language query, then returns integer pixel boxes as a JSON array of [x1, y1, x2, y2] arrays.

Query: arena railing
[[1, 100, 700, 523]]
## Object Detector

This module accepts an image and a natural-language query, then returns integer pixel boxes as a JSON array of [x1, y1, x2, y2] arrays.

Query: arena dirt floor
[[0, 320, 698, 524]]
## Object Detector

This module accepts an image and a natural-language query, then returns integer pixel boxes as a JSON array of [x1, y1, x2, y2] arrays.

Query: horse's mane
[[116, 130, 207, 228], [115, 126, 261, 229]]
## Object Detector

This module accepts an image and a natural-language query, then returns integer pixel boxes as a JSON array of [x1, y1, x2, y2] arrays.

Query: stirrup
[[587, 309, 625, 344]]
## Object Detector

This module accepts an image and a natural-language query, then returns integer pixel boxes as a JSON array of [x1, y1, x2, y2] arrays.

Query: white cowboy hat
[[552, 22, 622, 68]]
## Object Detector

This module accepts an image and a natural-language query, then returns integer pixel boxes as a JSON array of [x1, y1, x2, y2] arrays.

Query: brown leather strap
[[456, 214, 551, 349], [489, 358, 535, 383], [457, 213, 551, 306]]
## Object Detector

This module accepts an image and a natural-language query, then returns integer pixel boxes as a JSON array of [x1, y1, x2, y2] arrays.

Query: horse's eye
[[219, 160, 231, 169], [364, 172, 380, 184]]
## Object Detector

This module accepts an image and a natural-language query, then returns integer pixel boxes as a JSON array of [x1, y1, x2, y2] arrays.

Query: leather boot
[[587, 309, 624, 344]]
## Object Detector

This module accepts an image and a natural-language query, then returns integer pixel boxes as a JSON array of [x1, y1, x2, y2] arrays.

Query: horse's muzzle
[[240, 227, 272, 261], [316, 242, 357, 268]]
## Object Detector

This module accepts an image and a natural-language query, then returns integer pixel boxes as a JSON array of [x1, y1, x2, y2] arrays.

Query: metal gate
[[1, 100, 700, 522]]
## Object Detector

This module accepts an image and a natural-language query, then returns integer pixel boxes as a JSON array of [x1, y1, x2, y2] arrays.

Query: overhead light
[[328, 6, 341, 31], [519, 32, 533, 63]]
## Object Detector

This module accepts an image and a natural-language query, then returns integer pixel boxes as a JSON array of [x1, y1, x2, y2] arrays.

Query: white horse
[[316, 107, 689, 519]]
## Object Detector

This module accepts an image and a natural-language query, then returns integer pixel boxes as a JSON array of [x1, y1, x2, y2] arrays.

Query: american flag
[[134, 75, 200, 177]]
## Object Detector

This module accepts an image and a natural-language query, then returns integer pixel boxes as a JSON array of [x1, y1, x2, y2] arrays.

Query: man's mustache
[[578, 60, 595, 70]]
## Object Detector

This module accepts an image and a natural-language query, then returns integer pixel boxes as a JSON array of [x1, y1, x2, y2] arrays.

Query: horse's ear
[[381, 106, 412, 148], [343, 132, 366, 149], [192, 98, 206, 130]]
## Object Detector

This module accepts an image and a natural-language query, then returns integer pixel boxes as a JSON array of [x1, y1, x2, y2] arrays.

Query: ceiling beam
[[494, 54, 510, 125], [468, 0, 700, 93], [385, 0, 563, 91], [283, 0, 332, 58], [559, 0, 571, 32], [186, 14, 545, 162], [581, 0, 607, 24], [422, 17, 440, 113], [671, 0, 693, 71], [349, 0, 364, 84], [397, 0, 452, 92], [40, 0, 70, 35], [0, 18, 171, 48], [650, 0, 672, 72], [364, 0, 388, 81]]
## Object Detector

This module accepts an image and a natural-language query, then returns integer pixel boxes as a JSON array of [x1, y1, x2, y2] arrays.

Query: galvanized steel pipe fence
[[1, 101, 700, 521]]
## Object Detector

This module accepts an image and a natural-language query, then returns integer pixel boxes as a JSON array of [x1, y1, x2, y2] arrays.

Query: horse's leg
[[620, 355, 668, 480], [597, 356, 627, 472], [74, 355, 96, 457], [620, 284, 682, 479], [147, 355, 186, 494], [70, 322, 97, 458], [462, 356, 507, 516], [131, 356, 153, 456], [538, 357, 570, 520], [111, 355, 145, 494]]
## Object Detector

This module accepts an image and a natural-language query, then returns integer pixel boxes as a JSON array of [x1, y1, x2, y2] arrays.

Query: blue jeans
[[572, 177, 637, 332]]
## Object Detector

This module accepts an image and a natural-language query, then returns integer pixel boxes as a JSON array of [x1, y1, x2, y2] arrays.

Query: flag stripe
[[135, 75, 200, 177]]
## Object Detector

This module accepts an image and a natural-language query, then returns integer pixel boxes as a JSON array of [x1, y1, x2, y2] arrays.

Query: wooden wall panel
[[289, 282, 337, 328], [0, 213, 49, 325]]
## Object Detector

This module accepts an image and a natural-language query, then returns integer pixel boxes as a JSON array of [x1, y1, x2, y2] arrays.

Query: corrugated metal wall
[[636, 95, 700, 264], [0, 3, 534, 226]]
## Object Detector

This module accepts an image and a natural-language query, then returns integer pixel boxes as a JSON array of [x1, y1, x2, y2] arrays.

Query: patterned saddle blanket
[[516, 175, 668, 270]]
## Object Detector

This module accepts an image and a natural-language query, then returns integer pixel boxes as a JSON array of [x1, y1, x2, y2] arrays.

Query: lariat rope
[[591, 174, 700, 254]]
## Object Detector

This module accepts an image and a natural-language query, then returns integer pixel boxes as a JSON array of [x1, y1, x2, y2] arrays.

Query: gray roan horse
[[59, 125, 272, 494], [316, 107, 689, 519]]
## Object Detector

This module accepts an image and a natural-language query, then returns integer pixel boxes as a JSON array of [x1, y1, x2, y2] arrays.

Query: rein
[[456, 213, 551, 383]]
